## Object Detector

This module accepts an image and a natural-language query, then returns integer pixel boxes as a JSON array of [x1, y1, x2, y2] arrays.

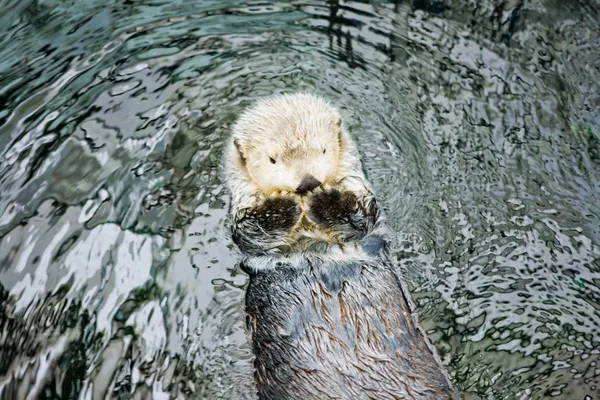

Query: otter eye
[[323, 148, 327, 154], [269, 157, 276, 164]]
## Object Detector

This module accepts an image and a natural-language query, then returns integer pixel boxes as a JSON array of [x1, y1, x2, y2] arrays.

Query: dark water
[[0, 0, 599, 399]]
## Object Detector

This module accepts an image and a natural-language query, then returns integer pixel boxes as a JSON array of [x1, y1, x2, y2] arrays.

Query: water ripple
[[0, 0, 599, 399]]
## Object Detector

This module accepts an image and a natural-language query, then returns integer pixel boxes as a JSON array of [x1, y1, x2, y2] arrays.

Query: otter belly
[[242, 235, 457, 400]]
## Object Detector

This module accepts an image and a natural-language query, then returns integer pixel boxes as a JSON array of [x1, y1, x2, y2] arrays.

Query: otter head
[[231, 93, 344, 196]]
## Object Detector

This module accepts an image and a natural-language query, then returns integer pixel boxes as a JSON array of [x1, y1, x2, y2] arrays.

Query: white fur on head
[[224, 92, 371, 212]]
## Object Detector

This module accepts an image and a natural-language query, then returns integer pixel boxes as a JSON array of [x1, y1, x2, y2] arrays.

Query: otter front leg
[[306, 188, 379, 241], [232, 197, 302, 254]]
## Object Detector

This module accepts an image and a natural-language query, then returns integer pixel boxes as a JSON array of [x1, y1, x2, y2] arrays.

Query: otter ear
[[334, 118, 342, 128], [233, 139, 246, 166]]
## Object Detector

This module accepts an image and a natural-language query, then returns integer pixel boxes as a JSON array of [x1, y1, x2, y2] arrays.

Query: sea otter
[[223, 93, 458, 399]]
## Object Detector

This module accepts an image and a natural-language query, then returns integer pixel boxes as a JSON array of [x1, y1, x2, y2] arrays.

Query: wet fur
[[243, 234, 456, 400], [224, 93, 457, 399]]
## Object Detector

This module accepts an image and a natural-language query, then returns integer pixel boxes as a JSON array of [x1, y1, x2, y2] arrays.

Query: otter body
[[243, 233, 455, 400], [223, 93, 457, 399]]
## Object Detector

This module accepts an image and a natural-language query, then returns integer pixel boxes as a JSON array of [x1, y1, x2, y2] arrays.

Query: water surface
[[0, 0, 599, 399]]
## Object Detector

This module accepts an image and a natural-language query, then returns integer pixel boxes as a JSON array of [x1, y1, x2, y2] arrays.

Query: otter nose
[[295, 174, 321, 195]]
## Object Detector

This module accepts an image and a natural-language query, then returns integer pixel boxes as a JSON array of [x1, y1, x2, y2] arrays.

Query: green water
[[0, 0, 599, 399]]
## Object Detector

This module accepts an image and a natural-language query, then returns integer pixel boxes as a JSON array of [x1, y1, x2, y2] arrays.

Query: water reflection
[[0, 0, 599, 399]]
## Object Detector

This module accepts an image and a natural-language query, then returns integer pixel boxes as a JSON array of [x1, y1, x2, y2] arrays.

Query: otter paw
[[306, 189, 359, 229], [251, 197, 302, 232]]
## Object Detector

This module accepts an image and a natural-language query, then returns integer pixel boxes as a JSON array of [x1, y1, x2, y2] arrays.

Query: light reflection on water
[[0, 0, 599, 399]]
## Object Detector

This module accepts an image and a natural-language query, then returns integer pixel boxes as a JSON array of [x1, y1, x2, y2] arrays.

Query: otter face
[[232, 93, 344, 196], [241, 137, 340, 195]]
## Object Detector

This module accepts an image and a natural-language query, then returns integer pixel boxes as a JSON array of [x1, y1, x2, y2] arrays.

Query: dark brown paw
[[306, 189, 359, 229], [248, 197, 302, 232]]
